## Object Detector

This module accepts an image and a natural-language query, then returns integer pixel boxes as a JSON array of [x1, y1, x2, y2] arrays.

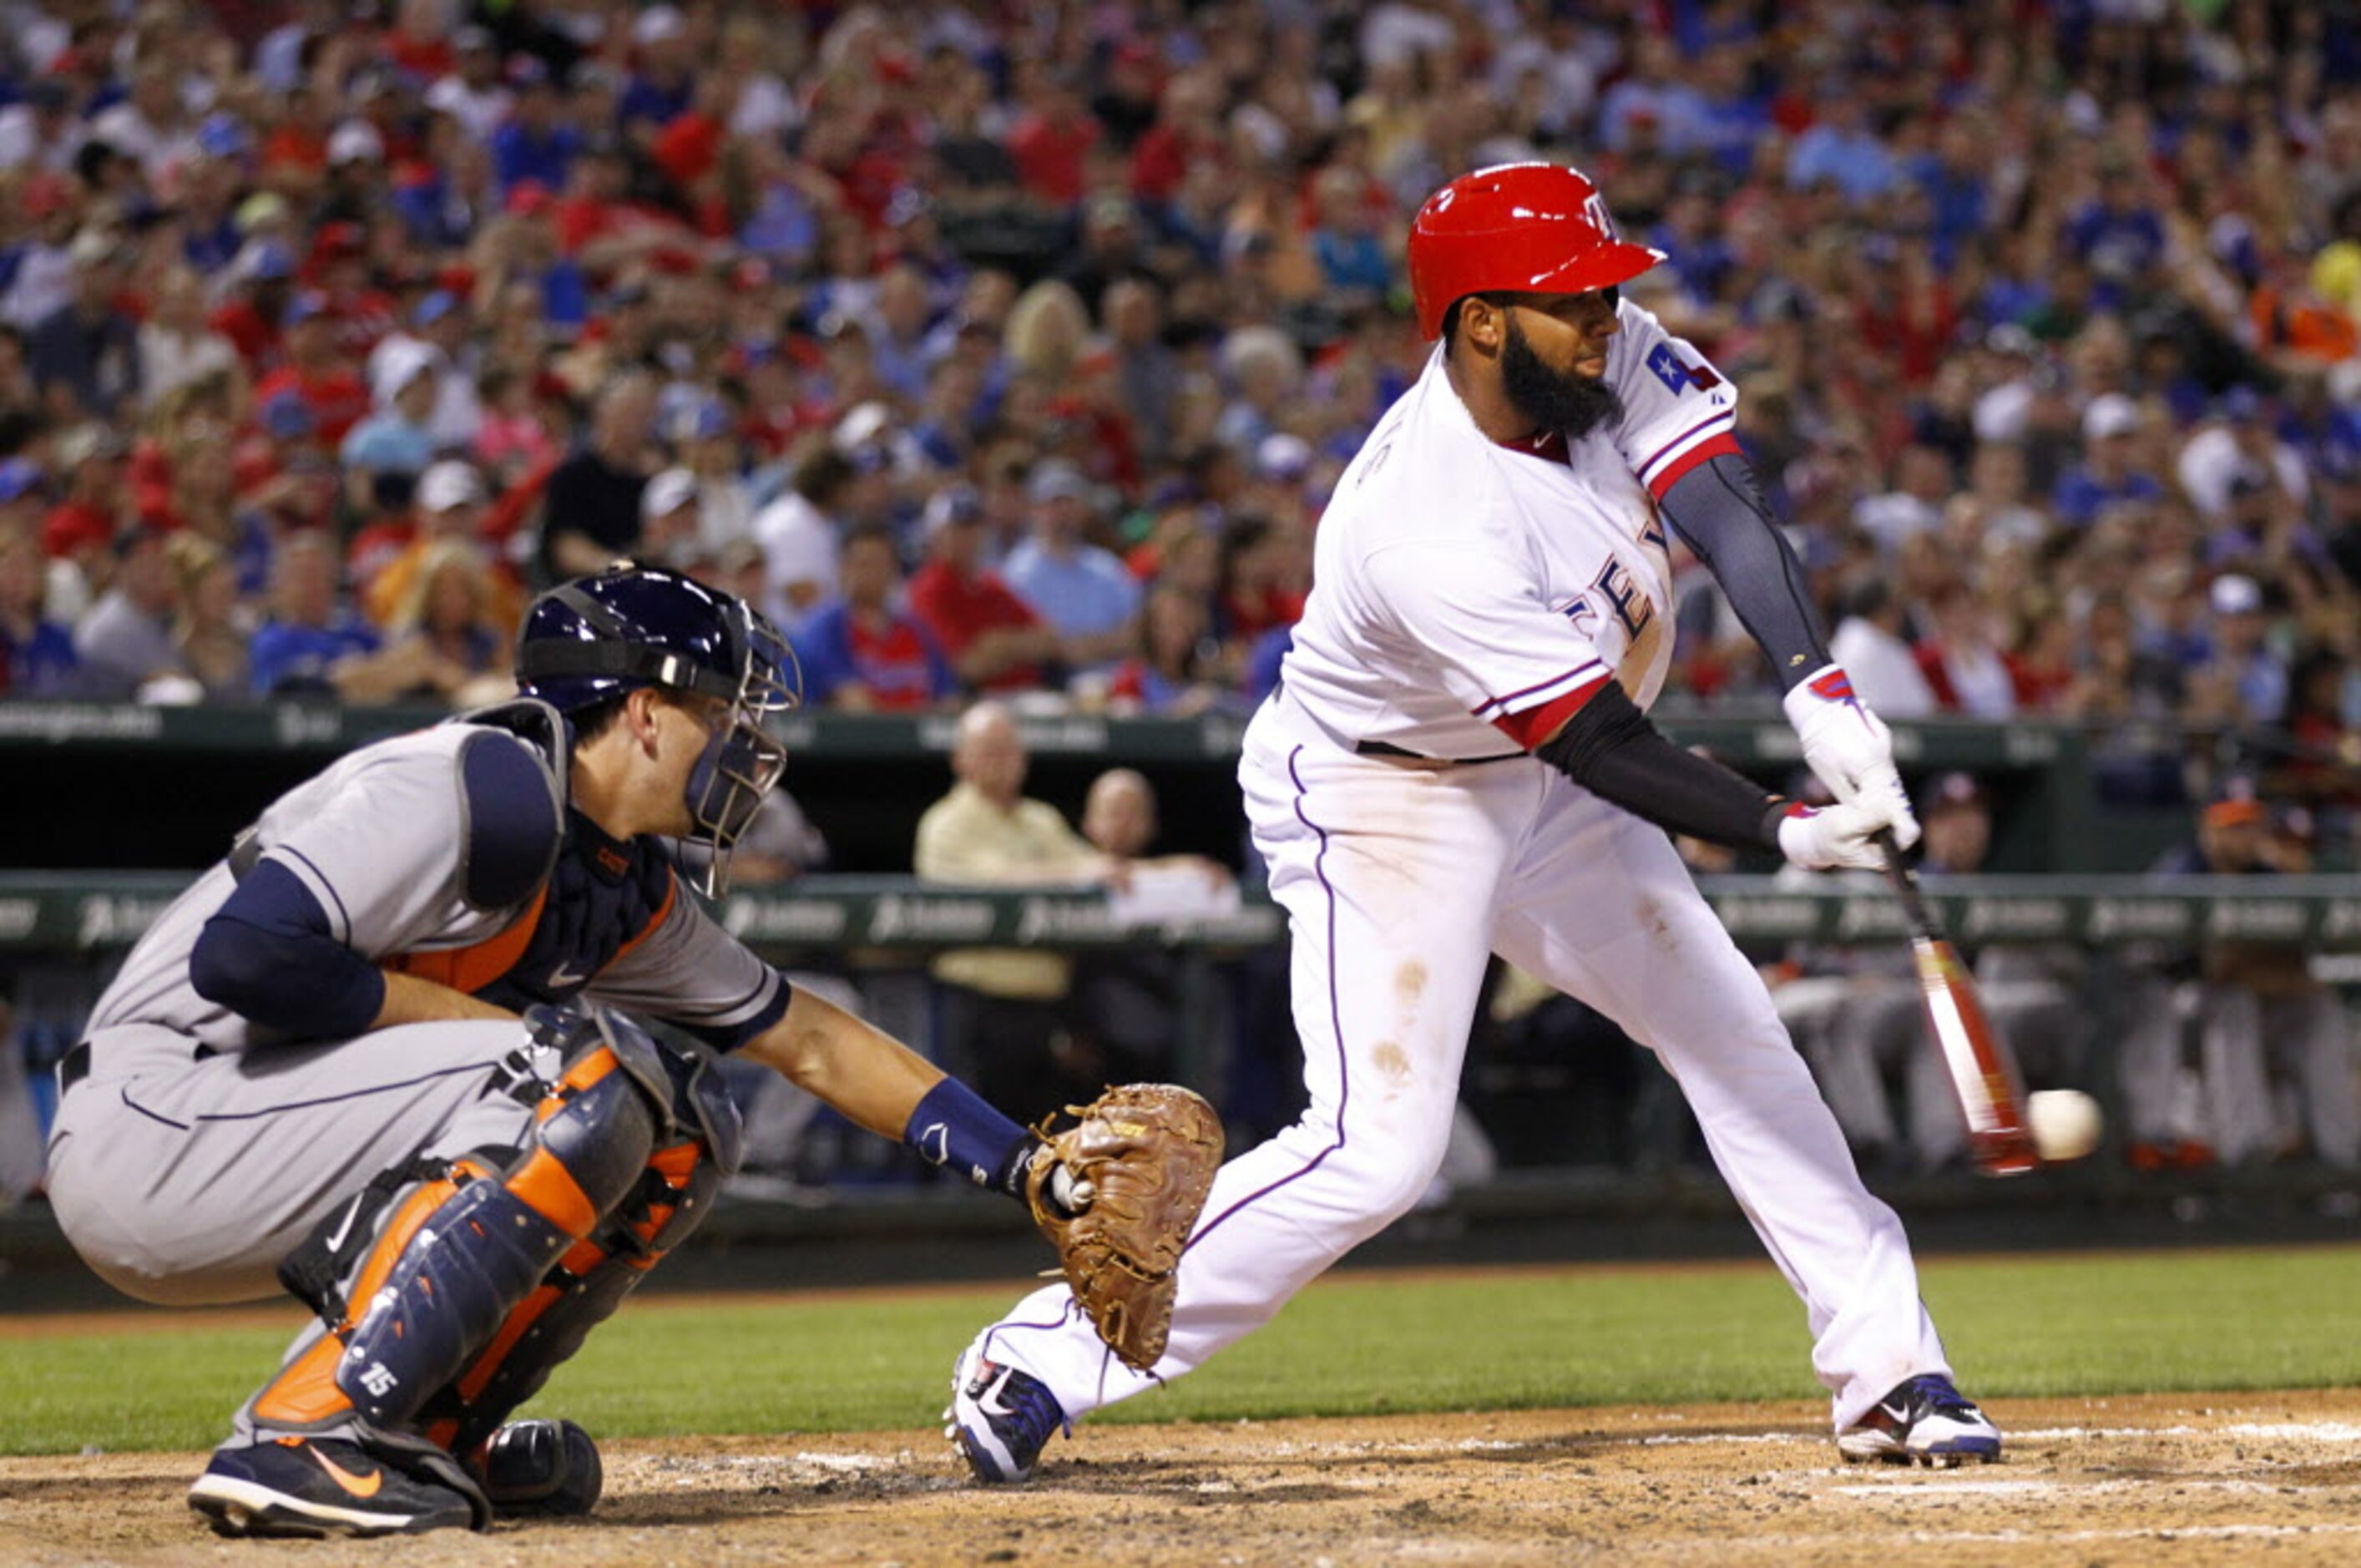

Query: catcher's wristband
[[902, 1077, 1035, 1203]]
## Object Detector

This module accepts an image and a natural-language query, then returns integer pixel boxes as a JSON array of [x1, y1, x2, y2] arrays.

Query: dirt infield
[[5, 1390, 2360, 1565]]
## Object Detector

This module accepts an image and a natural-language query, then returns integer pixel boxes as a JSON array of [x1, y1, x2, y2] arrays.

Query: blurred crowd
[[0, 3, 2353, 774], [5, 1, 2361, 1186]]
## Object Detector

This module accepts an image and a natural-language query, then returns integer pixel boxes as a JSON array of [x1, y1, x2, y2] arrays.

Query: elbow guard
[[191, 861, 387, 1039]]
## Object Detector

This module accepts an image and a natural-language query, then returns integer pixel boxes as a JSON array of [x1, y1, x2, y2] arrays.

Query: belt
[[55, 1037, 212, 1095], [1355, 740, 1524, 766], [58, 1039, 91, 1095]]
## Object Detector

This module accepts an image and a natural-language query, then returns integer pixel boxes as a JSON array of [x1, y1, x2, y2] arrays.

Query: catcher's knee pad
[[255, 1013, 667, 1434], [419, 1024, 744, 1454]]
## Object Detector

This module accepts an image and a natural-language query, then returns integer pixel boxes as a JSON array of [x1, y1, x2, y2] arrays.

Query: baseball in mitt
[[1027, 1083, 1224, 1371]]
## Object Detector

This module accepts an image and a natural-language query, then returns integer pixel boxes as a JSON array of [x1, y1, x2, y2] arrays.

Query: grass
[[6, 1246, 2358, 1457]]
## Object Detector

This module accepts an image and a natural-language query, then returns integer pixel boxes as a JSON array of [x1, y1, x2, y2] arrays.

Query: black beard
[[1501, 317, 1624, 438]]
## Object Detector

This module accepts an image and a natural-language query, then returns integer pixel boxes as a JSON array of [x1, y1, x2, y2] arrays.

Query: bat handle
[[1873, 829, 1939, 941]]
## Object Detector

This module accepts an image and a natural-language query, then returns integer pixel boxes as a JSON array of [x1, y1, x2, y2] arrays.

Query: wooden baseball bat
[[1874, 831, 2040, 1176]]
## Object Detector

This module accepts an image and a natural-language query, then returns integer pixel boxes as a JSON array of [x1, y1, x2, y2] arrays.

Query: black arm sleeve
[[1534, 681, 1792, 852], [1655, 452, 1830, 691]]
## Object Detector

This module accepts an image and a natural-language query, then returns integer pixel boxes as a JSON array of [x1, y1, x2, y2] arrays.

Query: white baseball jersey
[[1281, 300, 1738, 758], [962, 298, 1958, 1442]]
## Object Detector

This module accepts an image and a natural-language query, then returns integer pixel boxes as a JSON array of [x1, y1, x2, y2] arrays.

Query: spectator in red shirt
[[210, 242, 299, 370], [1913, 581, 2024, 718], [379, 8, 457, 84], [40, 427, 130, 564], [907, 484, 1061, 693], [306, 220, 400, 360], [1007, 70, 1100, 209], [251, 293, 370, 447], [257, 80, 331, 186], [1130, 67, 1226, 209], [791, 520, 956, 711], [1213, 512, 1307, 645]]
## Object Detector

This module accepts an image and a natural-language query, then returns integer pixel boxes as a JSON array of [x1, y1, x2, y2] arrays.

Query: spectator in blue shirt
[[1597, 33, 1713, 156], [1787, 92, 1899, 203], [791, 522, 957, 711], [250, 532, 468, 702], [488, 65, 579, 195], [1308, 169, 1393, 305], [1649, 184, 1737, 306], [619, 6, 695, 131], [338, 341, 441, 508], [0, 507, 76, 695], [29, 230, 139, 421], [1691, 44, 1772, 178], [2065, 164, 2167, 291], [2194, 573, 2288, 726], [1911, 117, 1991, 267], [2052, 394, 2166, 527], [1003, 463, 1141, 676]]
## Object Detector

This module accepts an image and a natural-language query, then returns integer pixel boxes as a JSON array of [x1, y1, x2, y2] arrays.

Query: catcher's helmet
[[1406, 162, 1666, 341], [516, 564, 798, 891], [515, 564, 795, 715]]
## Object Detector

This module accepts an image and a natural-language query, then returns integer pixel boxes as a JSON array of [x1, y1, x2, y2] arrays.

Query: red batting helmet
[[1407, 163, 1666, 341]]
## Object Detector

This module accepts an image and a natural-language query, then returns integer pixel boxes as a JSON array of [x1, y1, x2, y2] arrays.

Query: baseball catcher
[[43, 564, 1216, 1538]]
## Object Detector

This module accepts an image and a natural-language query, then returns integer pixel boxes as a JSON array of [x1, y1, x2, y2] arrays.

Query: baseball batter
[[948, 164, 2001, 1479], [44, 566, 1088, 1537]]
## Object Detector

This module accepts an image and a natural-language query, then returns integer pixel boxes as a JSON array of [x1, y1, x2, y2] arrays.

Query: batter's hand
[[1776, 798, 1890, 873], [1783, 665, 1920, 851]]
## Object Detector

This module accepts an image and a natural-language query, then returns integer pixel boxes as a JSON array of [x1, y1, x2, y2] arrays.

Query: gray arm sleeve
[[1655, 452, 1829, 692]]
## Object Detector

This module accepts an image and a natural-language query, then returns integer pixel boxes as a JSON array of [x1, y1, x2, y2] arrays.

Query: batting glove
[[1782, 664, 1920, 851], [1775, 798, 1890, 873]]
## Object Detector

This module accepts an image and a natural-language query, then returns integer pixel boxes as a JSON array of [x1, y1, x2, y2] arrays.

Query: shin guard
[[426, 1037, 743, 1456], [429, 1127, 733, 1457], [249, 1041, 659, 1439]]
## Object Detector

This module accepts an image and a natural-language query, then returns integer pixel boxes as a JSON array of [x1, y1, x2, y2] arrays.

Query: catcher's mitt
[[1027, 1083, 1224, 1371]]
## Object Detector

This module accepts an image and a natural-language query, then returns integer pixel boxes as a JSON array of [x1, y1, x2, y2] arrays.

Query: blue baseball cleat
[[944, 1343, 1070, 1484], [1838, 1374, 2003, 1467]]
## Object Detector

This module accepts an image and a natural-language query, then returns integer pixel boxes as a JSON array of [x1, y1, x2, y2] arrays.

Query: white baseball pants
[[976, 698, 1951, 1429]]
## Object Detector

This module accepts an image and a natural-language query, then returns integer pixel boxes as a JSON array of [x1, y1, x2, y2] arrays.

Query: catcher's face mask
[[679, 605, 796, 895]]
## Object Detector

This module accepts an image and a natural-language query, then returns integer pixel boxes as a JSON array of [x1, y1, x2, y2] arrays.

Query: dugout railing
[[4, 872, 2358, 1140]]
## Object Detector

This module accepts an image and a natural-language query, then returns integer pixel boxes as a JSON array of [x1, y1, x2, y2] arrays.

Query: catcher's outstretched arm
[[741, 985, 944, 1137], [741, 985, 1038, 1194]]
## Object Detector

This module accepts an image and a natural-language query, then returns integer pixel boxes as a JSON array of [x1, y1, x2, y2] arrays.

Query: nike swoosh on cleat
[[973, 1371, 1015, 1418], [307, 1447, 384, 1499]]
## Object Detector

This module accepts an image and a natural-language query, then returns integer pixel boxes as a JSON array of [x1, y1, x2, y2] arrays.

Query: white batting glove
[[1782, 664, 1920, 850], [1775, 798, 1891, 873]]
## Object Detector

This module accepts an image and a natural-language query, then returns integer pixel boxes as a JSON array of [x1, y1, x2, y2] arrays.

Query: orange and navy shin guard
[[423, 1133, 729, 1457], [249, 1046, 657, 1435]]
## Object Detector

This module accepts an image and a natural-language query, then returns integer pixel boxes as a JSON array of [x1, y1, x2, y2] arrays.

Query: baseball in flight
[[2025, 1090, 2104, 1163]]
